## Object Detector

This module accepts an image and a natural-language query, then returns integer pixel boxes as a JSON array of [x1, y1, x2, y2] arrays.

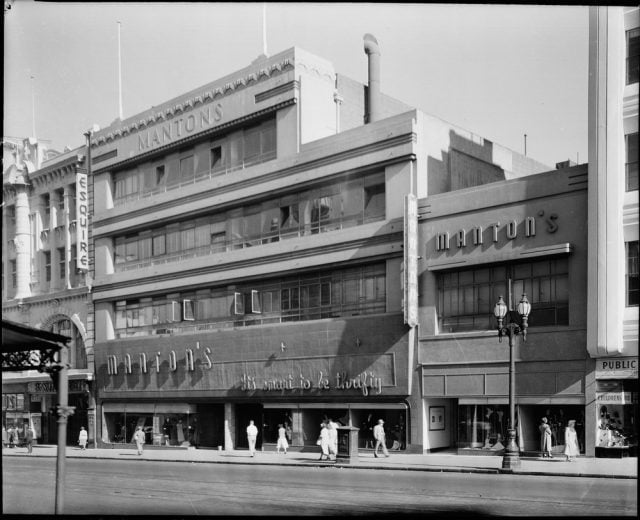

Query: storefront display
[[595, 358, 638, 458], [102, 404, 199, 447], [457, 403, 585, 454]]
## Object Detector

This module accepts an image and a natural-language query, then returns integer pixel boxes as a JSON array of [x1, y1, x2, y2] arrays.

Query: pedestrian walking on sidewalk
[[539, 417, 553, 458], [133, 426, 145, 455], [276, 424, 288, 454], [8, 426, 16, 448], [25, 426, 35, 454], [318, 422, 331, 461], [246, 420, 258, 457], [373, 419, 389, 458], [564, 420, 580, 462], [327, 420, 338, 460], [78, 426, 88, 450]]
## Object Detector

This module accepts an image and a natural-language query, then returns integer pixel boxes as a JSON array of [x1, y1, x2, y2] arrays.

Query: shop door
[[196, 404, 225, 448], [235, 404, 263, 450]]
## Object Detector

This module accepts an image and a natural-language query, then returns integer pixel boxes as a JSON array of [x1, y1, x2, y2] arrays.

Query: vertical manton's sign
[[76, 170, 89, 270]]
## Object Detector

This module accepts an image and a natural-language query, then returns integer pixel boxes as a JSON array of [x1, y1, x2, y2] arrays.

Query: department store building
[[417, 166, 593, 455], [89, 37, 549, 451]]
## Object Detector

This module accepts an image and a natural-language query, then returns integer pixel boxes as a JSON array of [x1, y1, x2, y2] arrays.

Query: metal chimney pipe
[[363, 33, 381, 124]]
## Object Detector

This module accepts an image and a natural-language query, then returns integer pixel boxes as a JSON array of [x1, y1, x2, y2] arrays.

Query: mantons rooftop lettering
[[137, 103, 224, 151]]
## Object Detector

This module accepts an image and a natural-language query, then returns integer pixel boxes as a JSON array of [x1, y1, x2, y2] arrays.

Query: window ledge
[[420, 325, 585, 341]]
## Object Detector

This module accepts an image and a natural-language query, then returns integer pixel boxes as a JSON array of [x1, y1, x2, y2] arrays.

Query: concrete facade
[[87, 40, 547, 453], [417, 166, 593, 455], [587, 6, 638, 458]]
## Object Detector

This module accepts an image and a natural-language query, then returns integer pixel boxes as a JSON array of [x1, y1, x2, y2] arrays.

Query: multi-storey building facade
[[417, 165, 591, 455], [89, 37, 548, 451], [587, 6, 638, 458], [2, 138, 96, 446]]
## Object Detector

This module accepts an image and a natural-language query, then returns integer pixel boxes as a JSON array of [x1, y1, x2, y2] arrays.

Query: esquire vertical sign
[[76, 169, 89, 270]]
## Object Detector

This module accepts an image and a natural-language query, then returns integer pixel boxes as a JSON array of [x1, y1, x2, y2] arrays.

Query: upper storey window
[[112, 116, 277, 205], [628, 241, 639, 307], [627, 28, 639, 85], [626, 132, 638, 191], [113, 171, 385, 271], [438, 258, 569, 333]]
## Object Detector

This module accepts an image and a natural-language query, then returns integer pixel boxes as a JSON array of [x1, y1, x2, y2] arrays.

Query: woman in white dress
[[563, 420, 580, 462], [276, 423, 288, 454], [318, 422, 331, 461]]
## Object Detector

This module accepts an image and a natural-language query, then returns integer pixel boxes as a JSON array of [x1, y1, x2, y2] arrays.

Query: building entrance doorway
[[235, 403, 263, 450]]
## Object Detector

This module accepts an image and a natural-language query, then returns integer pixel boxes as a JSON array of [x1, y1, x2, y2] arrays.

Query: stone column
[[63, 186, 72, 288], [291, 409, 304, 446], [224, 403, 235, 451], [14, 184, 32, 299]]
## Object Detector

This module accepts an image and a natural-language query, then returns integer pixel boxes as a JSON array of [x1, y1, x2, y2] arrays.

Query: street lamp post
[[493, 293, 531, 471]]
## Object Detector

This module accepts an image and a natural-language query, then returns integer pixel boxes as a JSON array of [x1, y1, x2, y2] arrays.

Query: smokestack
[[363, 33, 381, 124]]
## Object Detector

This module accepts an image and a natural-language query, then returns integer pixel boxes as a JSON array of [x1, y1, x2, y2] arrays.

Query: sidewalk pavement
[[2, 445, 637, 479]]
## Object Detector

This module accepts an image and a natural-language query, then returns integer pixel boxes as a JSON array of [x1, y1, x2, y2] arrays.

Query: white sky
[[3, 1, 589, 168]]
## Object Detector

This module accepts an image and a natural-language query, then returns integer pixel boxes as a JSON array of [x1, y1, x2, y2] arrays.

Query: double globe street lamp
[[493, 292, 531, 471]]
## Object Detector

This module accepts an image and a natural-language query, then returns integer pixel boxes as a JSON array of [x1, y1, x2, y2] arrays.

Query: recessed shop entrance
[[235, 403, 263, 450]]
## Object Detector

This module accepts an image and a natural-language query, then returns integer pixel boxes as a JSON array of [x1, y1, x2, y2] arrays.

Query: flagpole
[[262, 3, 268, 56], [30, 75, 36, 138], [117, 21, 123, 120]]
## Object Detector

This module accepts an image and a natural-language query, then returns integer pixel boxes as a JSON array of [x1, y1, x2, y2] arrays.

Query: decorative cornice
[[91, 58, 294, 148]]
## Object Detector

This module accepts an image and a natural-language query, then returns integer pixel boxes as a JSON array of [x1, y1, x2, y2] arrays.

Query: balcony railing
[[113, 301, 386, 339], [113, 151, 277, 207], [115, 212, 383, 273]]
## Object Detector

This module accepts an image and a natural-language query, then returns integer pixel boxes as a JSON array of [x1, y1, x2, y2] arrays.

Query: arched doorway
[[40, 317, 89, 445]]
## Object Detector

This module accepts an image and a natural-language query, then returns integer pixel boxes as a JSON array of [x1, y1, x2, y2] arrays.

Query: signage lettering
[[138, 104, 223, 152], [241, 370, 383, 395], [106, 342, 213, 376], [27, 380, 87, 394], [76, 171, 89, 270], [436, 216, 544, 252], [596, 358, 638, 379]]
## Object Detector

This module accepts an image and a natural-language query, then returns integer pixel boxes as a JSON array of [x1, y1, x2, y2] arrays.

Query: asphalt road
[[2, 457, 637, 516]]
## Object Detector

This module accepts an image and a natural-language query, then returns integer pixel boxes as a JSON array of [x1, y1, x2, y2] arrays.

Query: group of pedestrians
[[3, 425, 19, 448], [2, 425, 36, 453], [539, 416, 580, 461], [245, 417, 391, 460]]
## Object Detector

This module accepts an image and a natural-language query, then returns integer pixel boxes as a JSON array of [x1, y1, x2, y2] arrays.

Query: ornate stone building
[[2, 137, 96, 446]]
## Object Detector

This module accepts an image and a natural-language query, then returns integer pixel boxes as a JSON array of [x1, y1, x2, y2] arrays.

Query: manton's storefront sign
[[106, 342, 213, 375], [98, 340, 397, 396], [435, 212, 559, 252]]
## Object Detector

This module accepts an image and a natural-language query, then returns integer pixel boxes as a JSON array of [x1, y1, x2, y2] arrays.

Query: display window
[[596, 379, 638, 455], [457, 404, 585, 454], [261, 405, 407, 450], [102, 404, 198, 446], [262, 409, 294, 444]]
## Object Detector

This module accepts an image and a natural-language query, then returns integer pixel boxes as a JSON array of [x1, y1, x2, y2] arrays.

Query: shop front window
[[457, 404, 586, 454], [262, 409, 294, 444], [103, 405, 199, 446], [352, 409, 406, 450], [458, 405, 511, 450], [596, 379, 638, 455]]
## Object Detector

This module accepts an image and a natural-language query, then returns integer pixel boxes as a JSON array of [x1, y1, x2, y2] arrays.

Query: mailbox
[[336, 426, 359, 463]]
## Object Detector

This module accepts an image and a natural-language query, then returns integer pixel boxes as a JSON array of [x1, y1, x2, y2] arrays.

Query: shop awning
[[263, 403, 408, 410], [1, 319, 70, 372], [2, 369, 94, 383]]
